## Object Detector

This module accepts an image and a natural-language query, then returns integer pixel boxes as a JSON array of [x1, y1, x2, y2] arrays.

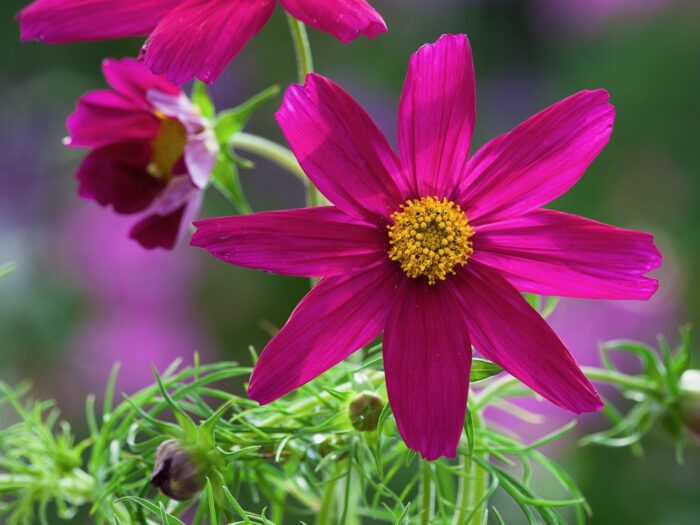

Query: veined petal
[[66, 90, 160, 149], [383, 281, 471, 460], [454, 262, 603, 414], [192, 207, 386, 278], [18, 0, 180, 43], [398, 34, 476, 199], [276, 73, 406, 225], [279, 0, 386, 44], [473, 209, 662, 300], [458, 90, 614, 225], [102, 58, 180, 107], [248, 263, 403, 404], [77, 142, 164, 214], [141, 0, 275, 84]]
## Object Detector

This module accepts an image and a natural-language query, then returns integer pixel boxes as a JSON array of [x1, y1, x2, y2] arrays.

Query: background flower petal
[[454, 262, 603, 414], [141, 0, 275, 84], [276, 73, 406, 225], [473, 208, 662, 299], [18, 0, 180, 43], [383, 281, 471, 460], [279, 0, 386, 44], [398, 34, 476, 200], [102, 58, 180, 105], [66, 90, 160, 149], [192, 206, 386, 277], [76, 142, 165, 214], [248, 263, 402, 404], [458, 90, 614, 225]]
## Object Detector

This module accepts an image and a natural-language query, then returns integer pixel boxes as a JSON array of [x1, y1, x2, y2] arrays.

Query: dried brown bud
[[348, 391, 384, 432], [150, 439, 205, 501]]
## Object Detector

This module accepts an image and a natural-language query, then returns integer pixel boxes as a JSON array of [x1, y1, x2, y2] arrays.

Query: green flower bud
[[679, 370, 700, 440], [150, 439, 205, 501], [348, 391, 384, 432]]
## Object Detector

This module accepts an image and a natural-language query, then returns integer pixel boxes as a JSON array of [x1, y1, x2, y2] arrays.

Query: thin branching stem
[[230, 132, 305, 181]]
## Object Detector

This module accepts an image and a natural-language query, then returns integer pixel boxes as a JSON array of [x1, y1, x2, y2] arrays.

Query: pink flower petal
[[66, 90, 160, 149], [141, 0, 275, 84], [130, 204, 188, 250], [276, 73, 405, 225], [454, 262, 603, 413], [77, 142, 165, 213], [279, 0, 386, 44], [248, 263, 402, 404], [473, 209, 662, 300], [457, 90, 615, 225], [192, 206, 385, 278], [102, 58, 180, 105], [383, 280, 471, 460], [398, 34, 476, 199], [18, 0, 180, 43]]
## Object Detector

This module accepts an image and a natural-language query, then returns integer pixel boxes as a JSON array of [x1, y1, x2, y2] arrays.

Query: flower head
[[66, 58, 217, 249], [18, 0, 387, 84], [192, 35, 662, 459]]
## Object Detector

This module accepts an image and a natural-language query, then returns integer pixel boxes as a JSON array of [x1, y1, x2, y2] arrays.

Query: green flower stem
[[454, 410, 488, 525], [473, 366, 658, 411], [286, 14, 314, 83], [285, 13, 324, 210], [420, 461, 434, 525], [258, 370, 385, 428], [230, 132, 305, 182], [316, 475, 338, 525]]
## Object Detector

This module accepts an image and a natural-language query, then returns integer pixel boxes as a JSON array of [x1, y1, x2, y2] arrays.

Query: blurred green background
[[1, 0, 699, 523]]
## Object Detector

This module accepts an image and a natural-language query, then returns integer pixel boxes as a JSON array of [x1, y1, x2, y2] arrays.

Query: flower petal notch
[[192, 34, 662, 460], [17, 0, 388, 84]]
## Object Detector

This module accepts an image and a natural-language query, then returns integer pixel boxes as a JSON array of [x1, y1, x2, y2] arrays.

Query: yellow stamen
[[147, 115, 187, 180], [387, 196, 474, 285]]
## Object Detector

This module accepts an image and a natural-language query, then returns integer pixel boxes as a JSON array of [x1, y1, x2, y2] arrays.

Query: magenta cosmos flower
[[192, 34, 662, 459], [67, 58, 218, 249], [17, 0, 387, 84]]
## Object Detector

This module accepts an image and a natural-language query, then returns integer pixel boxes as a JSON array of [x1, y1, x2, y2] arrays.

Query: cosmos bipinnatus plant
[[1, 1, 693, 524]]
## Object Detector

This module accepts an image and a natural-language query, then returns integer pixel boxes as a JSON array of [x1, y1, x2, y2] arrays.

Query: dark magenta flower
[[191, 35, 662, 459], [67, 58, 217, 249], [18, 0, 387, 84]]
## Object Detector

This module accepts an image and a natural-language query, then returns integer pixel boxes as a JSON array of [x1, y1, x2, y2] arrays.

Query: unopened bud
[[679, 370, 700, 441], [150, 439, 205, 501], [348, 391, 384, 432]]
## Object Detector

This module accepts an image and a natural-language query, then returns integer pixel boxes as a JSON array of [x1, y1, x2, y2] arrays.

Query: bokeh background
[[1, 0, 699, 523]]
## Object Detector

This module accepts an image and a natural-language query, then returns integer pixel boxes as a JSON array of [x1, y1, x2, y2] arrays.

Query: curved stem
[[420, 461, 434, 525], [286, 14, 314, 83], [473, 366, 658, 411], [230, 132, 305, 182], [454, 409, 488, 525], [285, 14, 324, 210]]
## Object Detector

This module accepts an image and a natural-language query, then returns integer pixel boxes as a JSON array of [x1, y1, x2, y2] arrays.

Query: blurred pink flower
[[65, 58, 217, 249], [64, 202, 206, 394], [192, 34, 661, 460], [18, 0, 387, 84]]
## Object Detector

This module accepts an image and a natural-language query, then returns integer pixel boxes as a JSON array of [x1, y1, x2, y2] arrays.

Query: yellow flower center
[[147, 113, 187, 180], [387, 196, 474, 285]]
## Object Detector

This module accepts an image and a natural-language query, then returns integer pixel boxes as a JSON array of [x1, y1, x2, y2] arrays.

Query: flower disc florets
[[387, 196, 474, 284], [147, 113, 187, 181]]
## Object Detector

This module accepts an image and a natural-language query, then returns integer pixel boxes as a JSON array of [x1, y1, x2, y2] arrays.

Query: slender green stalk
[[474, 366, 658, 410], [454, 410, 488, 525], [286, 14, 314, 83], [316, 476, 338, 525], [230, 132, 305, 182], [420, 461, 434, 525], [285, 13, 324, 210]]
